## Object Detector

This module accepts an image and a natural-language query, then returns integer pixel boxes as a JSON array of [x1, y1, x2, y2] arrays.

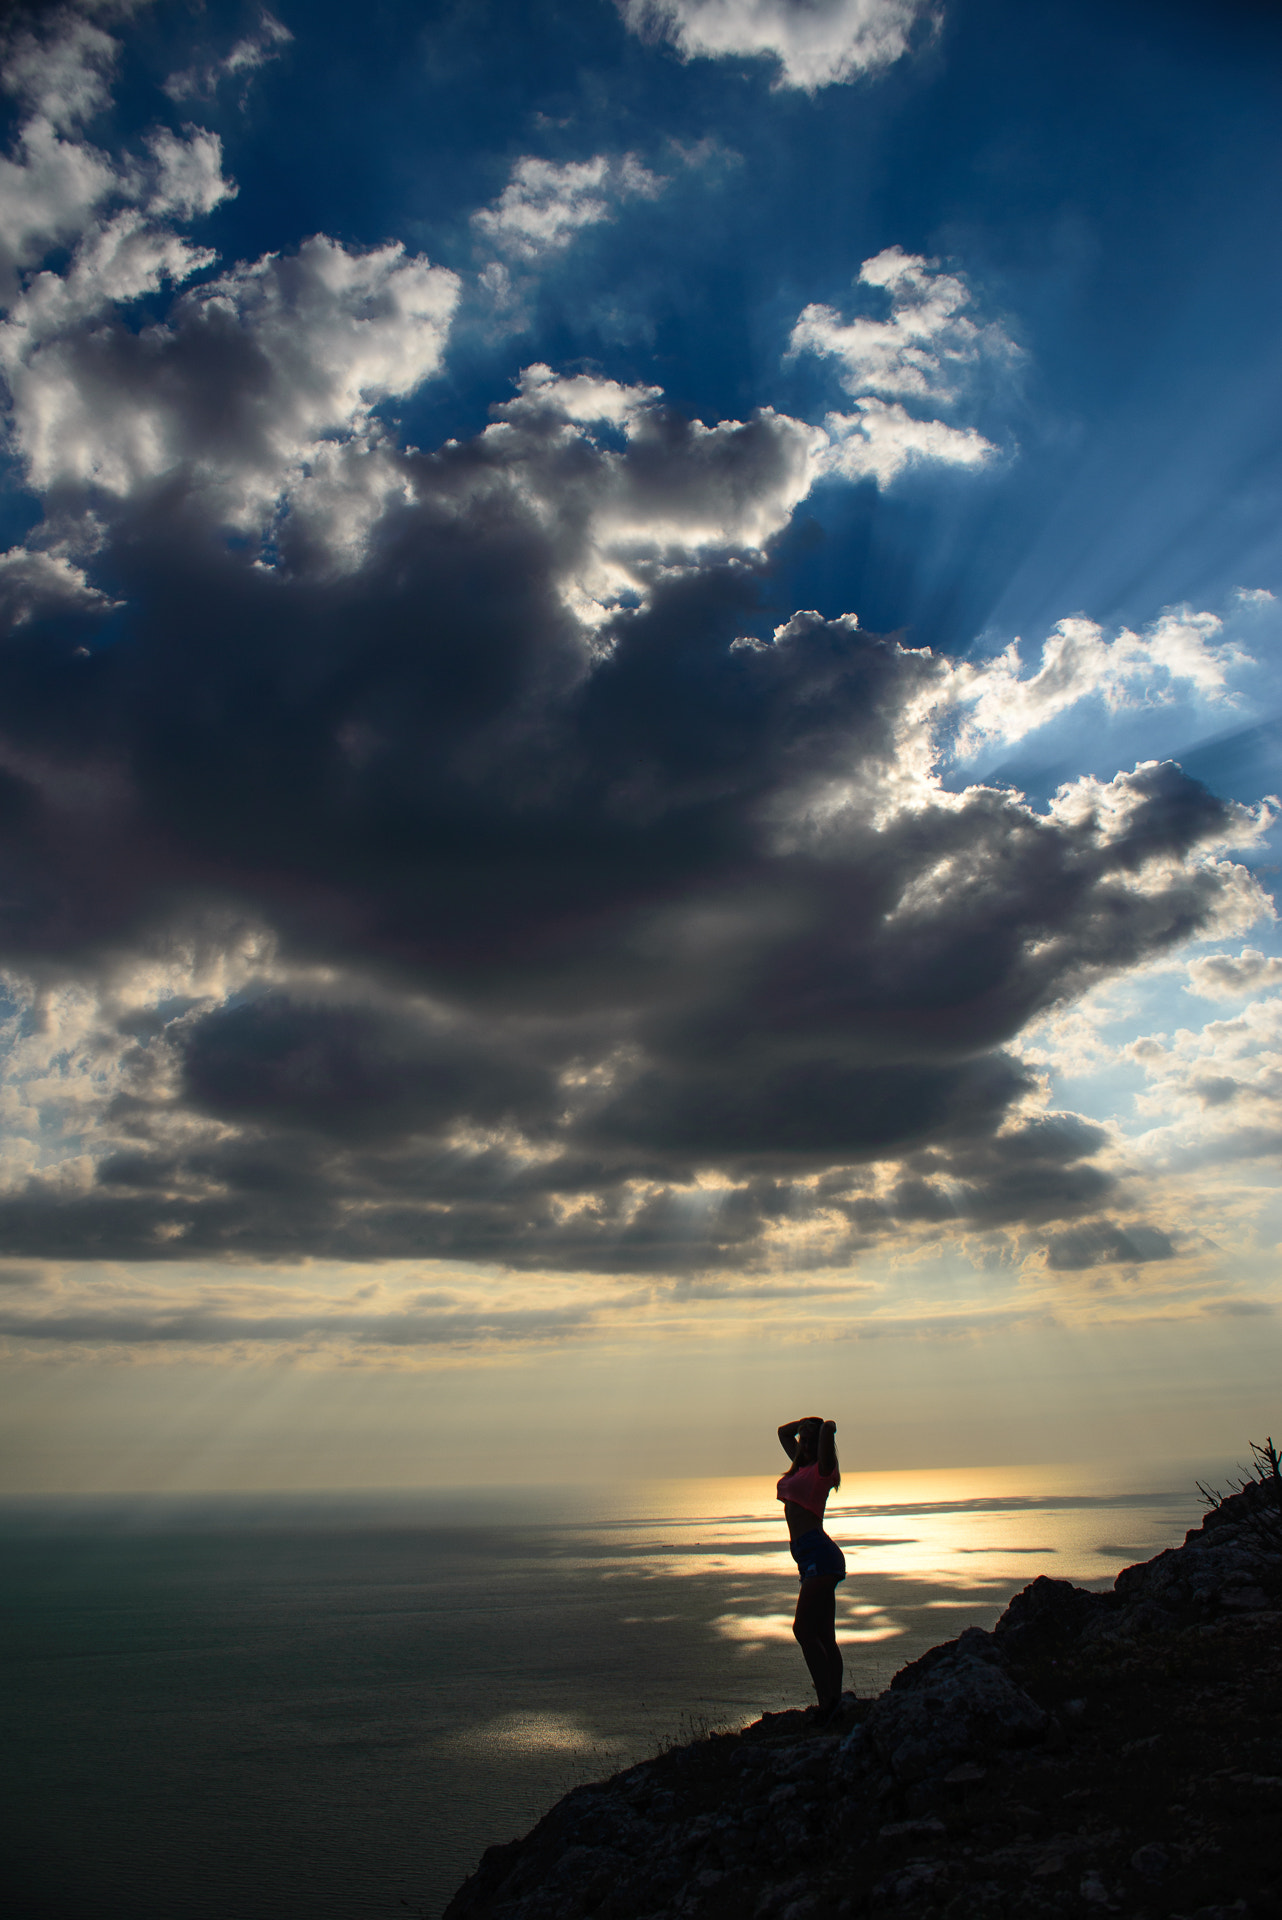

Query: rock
[[878, 1817, 946, 1841], [517, 1843, 629, 1914], [994, 1575, 1109, 1651], [1027, 1834, 1083, 1877], [755, 1876, 810, 1916], [860, 1628, 1048, 1783], [872, 1861, 943, 1903], [1131, 1841, 1171, 1877]]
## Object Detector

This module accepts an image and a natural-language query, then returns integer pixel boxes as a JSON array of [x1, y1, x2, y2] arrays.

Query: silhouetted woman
[[777, 1416, 845, 1712]]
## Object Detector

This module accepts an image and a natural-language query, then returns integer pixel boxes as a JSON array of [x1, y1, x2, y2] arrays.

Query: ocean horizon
[[0, 1463, 1218, 1920]]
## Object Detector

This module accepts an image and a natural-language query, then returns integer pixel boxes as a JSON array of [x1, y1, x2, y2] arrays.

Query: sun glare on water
[[576, 1464, 1196, 1665]]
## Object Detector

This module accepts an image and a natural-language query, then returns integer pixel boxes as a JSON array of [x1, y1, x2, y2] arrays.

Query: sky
[[0, 0, 1280, 1493]]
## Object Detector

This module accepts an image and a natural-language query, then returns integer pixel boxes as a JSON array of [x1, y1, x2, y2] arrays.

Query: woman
[[777, 1415, 845, 1713]]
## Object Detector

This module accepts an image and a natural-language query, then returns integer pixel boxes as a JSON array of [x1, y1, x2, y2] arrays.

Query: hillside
[[441, 1468, 1282, 1920]]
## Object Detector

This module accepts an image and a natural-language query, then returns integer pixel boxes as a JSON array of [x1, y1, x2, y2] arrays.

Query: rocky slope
[[440, 1475, 1282, 1920]]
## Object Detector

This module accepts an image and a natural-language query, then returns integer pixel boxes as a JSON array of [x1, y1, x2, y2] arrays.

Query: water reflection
[[461, 1712, 630, 1759], [569, 1463, 1195, 1690]]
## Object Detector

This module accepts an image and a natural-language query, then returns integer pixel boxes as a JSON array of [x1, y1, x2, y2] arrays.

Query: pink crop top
[[776, 1460, 839, 1519]]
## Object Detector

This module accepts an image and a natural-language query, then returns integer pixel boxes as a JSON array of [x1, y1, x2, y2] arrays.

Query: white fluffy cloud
[[145, 126, 235, 220], [0, 113, 116, 295], [791, 247, 1011, 402], [1, 7, 121, 130], [791, 249, 1017, 485], [823, 398, 995, 486], [0, 6, 127, 296], [622, 0, 932, 91], [1129, 994, 1282, 1153], [1187, 947, 1282, 1000], [473, 154, 665, 260], [949, 607, 1249, 756], [790, 243, 1013, 405]]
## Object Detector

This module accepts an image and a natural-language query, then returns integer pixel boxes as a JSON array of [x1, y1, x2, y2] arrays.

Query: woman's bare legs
[[793, 1576, 843, 1707]]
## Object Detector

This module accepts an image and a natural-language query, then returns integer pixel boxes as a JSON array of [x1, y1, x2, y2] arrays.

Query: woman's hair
[[800, 1416, 839, 1488], [790, 1420, 840, 1489]]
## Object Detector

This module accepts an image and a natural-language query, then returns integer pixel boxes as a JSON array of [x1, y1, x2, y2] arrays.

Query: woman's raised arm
[[777, 1421, 801, 1462], [818, 1420, 837, 1475]]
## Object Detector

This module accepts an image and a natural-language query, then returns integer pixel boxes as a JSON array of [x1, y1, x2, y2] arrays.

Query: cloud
[[0, 123, 995, 610], [790, 249, 1016, 485], [178, 993, 558, 1144], [0, 14, 257, 507], [1125, 992, 1282, 1161], [0, 1265, 45, 1290], [3, 233, 459, 531], [1012, 947, 1282, 1294], [0, 582, 1266, 1273], [950, 608, 1249, 756], [0, 1294, 599, 1350], [164, 9, 293, 104], [145, 126, 235, 220], [844, 1114, 1118, 1240], [0, 113, 116, 298], [823, 398, 995, 486], [1186, 946, 1282, 999], [1, 5, 122, 132], [494, 363, 824, 582], [474, 154, 665, 260], [0, 4, 124, 298], [621, 0, 933, 91], [0, 546, 119, 626], [1043, 1219, 1176, 1271], [791, 249, 1013, 404]]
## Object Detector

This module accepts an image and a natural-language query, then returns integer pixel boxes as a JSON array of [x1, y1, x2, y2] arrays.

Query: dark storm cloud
[[590, 1051, 1028, 1161], [0, 489, 1259, 1271], [178, 994, 556, 1142], [836, 1114, 1115, 1237], [1043, 1221, 1177, 1271]]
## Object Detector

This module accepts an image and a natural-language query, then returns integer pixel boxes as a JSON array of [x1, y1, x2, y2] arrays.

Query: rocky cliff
[[441, 1472, 1282, 1920]]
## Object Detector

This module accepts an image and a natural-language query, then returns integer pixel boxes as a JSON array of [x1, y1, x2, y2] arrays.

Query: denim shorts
[[790, 1527, 846, 1584]]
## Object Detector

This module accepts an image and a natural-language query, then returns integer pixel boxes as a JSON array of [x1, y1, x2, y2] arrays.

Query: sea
[[0, 1464, 1208, 1920]]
